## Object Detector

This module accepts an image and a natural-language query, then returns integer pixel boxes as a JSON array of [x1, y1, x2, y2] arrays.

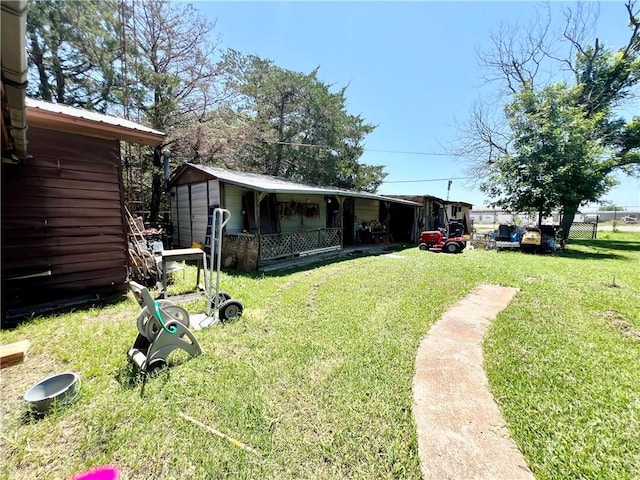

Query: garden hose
[[154, 300, 177, 334]]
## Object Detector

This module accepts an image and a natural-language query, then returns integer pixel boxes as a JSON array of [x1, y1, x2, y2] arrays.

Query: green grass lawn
[[1, 233, 639, 479]]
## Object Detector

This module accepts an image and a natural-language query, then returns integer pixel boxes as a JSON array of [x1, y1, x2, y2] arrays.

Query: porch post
[[338, 196, 344, 247], [255, 191, 263, 264], [384, 201, 391, 244]]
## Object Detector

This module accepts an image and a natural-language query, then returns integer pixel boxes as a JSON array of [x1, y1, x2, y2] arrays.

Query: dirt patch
[[0, 351, 69, 429], [306, 267, 348, 309], [603, 311, 640, 342]]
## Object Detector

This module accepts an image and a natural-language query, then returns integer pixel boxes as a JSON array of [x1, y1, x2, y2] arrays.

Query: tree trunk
[[559, 203, 579, 240], [149, 147, 163, 227], [149, 172, 163, 227], [28, 31, 52, 101]]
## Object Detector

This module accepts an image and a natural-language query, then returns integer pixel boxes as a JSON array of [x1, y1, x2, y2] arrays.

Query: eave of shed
[[389, 194, 473, 209], [169, 163, 421, 207], [26, 98, 165, 147]]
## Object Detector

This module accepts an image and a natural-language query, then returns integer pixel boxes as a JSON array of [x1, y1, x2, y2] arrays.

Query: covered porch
[[168, 164, 420, 272]]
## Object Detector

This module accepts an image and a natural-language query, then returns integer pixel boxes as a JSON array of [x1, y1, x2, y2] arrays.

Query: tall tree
[[27, 0, 222, 224], [120, 0, 220, 224], [26, 0, 120, 111], [170, 50, 384, 192], [458, 1, 640, 234], [481, 83, 612, 225]]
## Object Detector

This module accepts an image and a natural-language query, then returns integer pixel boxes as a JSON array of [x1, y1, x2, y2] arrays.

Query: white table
[[159, 248, 208, 298]]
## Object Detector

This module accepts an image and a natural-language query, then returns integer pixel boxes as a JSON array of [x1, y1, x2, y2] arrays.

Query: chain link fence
[[568, 222, 598, 239]]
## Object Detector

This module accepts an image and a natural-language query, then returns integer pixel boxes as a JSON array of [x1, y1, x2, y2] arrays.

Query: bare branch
[[623, 1, 640, 58], [449, 98, 511, 186]]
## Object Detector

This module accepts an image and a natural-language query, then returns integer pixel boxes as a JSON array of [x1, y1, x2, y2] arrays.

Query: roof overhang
[[26, 98, 166, 147], [388, 194, 473, 209], [1, 0, 29, 160], [169, 163, 422, 207]]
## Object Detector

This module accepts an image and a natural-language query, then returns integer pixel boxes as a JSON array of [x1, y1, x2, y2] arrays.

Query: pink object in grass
[[70, 466, 119, 480]]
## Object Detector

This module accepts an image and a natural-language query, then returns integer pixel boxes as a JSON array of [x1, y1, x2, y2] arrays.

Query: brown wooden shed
[[1, 100, 165, 319]]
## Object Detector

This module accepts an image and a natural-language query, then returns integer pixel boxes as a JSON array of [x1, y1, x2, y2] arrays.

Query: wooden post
[[338, 196, 344, 247]]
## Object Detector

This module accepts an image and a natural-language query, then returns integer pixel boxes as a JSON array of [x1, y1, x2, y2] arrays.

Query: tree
[[26, 0, 120, 111], [27, 0, 222, 224], [458, 1, 640, 235], [119, 0, 221, 224], [481, 83, 612, 225], [598, 202, 626, 211], [169, 51, 384, 192]]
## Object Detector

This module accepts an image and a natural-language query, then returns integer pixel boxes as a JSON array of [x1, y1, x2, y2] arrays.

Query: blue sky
[[196, 1, 639, 210]]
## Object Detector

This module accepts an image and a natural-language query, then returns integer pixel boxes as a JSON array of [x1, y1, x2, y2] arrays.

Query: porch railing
[[260, 228, 341, 262]]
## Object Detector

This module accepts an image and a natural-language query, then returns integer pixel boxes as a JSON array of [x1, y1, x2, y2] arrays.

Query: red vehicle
[[418, 224, 467, 254]]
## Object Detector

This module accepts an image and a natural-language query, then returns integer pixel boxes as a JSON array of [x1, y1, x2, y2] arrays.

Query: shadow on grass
[[253, 244, 410, 279], [2, 292, 133, 331], [569, 238, 640, 252], [114, 355, 194, 399], [561, 239, 636, 261], [20, 389, 82, 425]]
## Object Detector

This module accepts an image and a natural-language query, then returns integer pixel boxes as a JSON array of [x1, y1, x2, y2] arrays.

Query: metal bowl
[[24, 371, 80, 413]]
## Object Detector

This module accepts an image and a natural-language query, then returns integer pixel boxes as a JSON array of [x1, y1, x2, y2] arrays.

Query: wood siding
[[277, 193, 326, 233], [174, 184, 191, 248], [170, 179, 222, 248], [191, 182, 208, 246], [208, 179, 220, 209], [224, 184, 245, 233], [1, 126, 128, 312], [354, 198, 380, 226]]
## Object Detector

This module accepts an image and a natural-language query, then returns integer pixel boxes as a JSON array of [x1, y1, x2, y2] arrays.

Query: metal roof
[[26, 98, 165, 137], [388, 194, 474, 208], [173, 163, 422, 207]]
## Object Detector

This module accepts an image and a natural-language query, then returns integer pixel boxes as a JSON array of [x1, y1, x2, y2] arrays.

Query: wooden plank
[[1, 184, 122, 202], [27, 126, 120, 160], [2, 216, 124, 229], [0, 226, 127, 239], [2, 234, 126, 250], [1, 175, 121, 193], [2, 250, 126, 271], [0, 340, 31, 369], [4, 165, 121, 185], [1, 196, 121, 211], [24, 155, 120, 175], [2, 206, 123, 219]]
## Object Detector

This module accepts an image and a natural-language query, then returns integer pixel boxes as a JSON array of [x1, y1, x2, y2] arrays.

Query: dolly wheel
[[209, 291, 232, 310], [219, 299, 243, 322], [444, 242, 461, 254]]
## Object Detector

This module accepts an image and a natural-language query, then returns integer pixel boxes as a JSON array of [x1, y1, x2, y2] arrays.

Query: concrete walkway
[[412, 284, 535, 480]]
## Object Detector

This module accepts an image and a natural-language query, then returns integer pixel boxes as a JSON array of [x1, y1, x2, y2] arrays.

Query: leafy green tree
[[598, 203, 626, 211], [27, 0, 221, 224], [481, 83, 612, 225], [172, 51, 384, 192], [459, 1, 640, 235], [26, 0, 120, 111]]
